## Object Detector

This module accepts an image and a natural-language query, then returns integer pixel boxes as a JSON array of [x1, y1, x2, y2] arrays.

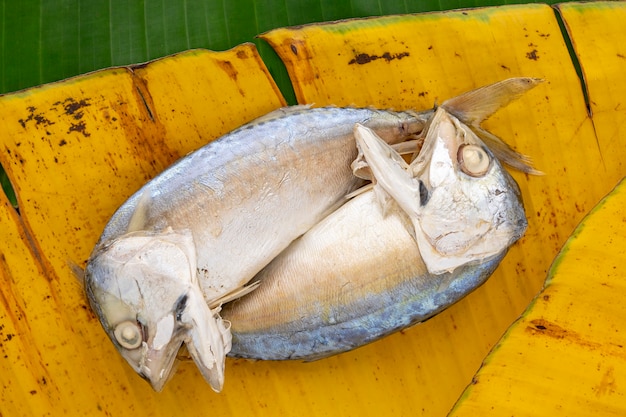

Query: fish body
[[223, 108, 527, 360], [85, 106, 427, 391]]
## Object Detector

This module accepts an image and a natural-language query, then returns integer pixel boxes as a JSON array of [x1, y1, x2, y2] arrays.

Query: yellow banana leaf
[[450, 2, 626, 415], [0, 3, 624, 417], [450, 178, 626, 416]]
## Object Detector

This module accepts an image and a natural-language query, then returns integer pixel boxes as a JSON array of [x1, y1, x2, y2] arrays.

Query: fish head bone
[[84, 228, 230, 392], [354, 107, 527, 275]]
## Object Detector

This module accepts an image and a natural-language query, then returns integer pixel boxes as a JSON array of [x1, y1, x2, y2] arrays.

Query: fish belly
[[223, 191, 504, 360]]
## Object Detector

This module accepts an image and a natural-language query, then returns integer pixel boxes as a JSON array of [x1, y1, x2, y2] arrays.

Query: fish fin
[[209, 281, 261, 309], [441, 77, 542, 125], [391, 138, 423, 157], [351, 142, 373, 181], [472, 126, 543, 175], [345, 183, 374, 200], [126, 190, 151, 233], [67, 259, 85, 287], [180, 289, 231, 392], [353, 123, 421, 219], [373, 183, 396, 217]]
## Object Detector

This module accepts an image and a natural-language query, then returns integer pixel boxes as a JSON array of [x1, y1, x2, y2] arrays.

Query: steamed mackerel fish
[[84, 77, 539, 392], [85, 106, 428, 392], [224, 106, 530, 360]]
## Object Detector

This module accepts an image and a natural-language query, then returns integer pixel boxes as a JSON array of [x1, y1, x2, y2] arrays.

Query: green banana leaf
[[0, 0, 571, 206]]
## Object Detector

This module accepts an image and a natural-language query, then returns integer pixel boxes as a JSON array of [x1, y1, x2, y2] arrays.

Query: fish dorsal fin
[[440, 77, 543, 174], [441, 77, 542, 126]]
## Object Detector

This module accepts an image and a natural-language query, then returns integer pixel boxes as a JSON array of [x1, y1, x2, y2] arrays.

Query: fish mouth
[[135, 340, 182, 392], [120, 288, 230, 392]]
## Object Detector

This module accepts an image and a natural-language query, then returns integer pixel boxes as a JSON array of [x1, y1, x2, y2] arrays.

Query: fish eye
[[458, 144, 491, 177], [114, 321, 143, 350]]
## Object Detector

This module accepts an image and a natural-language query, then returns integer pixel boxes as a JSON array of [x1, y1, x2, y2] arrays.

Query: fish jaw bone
[[84, 228, 230, 392], [177, 291, 231, 392]]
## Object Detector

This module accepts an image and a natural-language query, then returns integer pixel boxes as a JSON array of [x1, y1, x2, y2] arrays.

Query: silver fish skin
[[223, 107, 528, 360], [84, 106, 427, 392]]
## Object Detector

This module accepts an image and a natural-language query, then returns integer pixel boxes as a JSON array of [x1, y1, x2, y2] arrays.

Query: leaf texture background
[[451, 2, 626, 414], [451, 178, 626, 416], [1, 1, 625, 416], [0, 0, 557, 99]]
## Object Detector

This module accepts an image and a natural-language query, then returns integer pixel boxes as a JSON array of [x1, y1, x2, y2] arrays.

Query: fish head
[[354, 106, 527, 275], [411, 107, 527, 273], [85, 228, 230, 392]]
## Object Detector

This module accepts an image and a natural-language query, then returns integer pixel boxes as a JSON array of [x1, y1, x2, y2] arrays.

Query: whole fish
[[85, 106, 428, 391], [223, 106, 530, 360], [84, 78, 539, 391]]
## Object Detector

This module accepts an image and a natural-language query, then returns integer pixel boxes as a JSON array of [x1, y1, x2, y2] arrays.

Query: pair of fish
[[84, 78, 539, 392]]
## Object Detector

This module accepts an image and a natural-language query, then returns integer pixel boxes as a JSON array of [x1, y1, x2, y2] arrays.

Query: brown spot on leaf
[[526, 318, 605, 352], [348, 51, 410, 65], [216, 60, 238, 81], [68, 121, 91, 137], [526, 49, 539, 60], [63, 98, 91, 120], [18, 106, 55, 129]]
